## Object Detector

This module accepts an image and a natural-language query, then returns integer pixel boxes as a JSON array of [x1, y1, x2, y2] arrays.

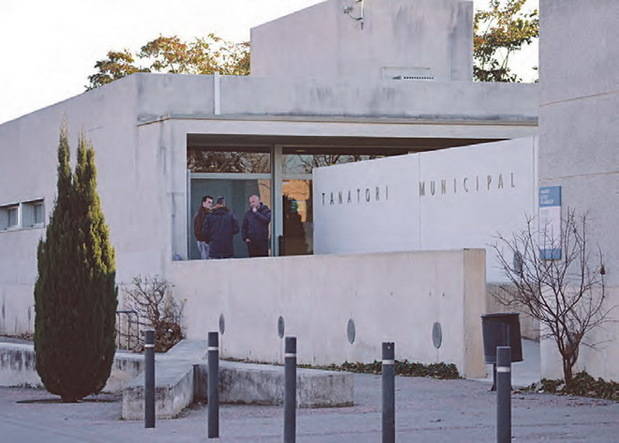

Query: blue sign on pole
[[538, 186, 562, 260]]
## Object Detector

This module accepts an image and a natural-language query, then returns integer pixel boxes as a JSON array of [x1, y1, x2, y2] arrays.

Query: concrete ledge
[[122, 360, 195, 420], [0, 341, 144, 392], [1, 339, 354, 420], [207, 361, 353, 408], [121, 360, 354, 420]]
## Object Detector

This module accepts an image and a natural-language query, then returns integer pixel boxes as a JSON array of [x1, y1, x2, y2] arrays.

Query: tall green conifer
[[34, 127, 117, 402]]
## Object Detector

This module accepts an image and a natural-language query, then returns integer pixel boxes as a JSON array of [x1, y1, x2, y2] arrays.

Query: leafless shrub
[[122, 276, 185, 352], [492, 209, 614, 386]]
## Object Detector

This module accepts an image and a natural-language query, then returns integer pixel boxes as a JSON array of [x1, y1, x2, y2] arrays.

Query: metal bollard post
[[144, 329, 155, 429], [496, 346, 512, 443], [208, 332, 220, 439], [284, 336, 297, 443], [382, 342, 395, 443]]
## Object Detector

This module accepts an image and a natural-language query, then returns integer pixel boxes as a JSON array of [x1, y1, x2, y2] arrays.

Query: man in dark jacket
[[193, 195, 213, 259], [204, 196, 240, 259], [242, 194, 271, 257]]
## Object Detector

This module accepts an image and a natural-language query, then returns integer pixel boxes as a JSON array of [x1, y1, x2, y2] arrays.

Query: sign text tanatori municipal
[[321, 185, 390, 206], [419, 172, 516, 197]]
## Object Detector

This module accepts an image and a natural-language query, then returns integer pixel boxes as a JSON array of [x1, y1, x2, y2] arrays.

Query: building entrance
[[189, 178, 271, 259], [186, 134, 445, 259]]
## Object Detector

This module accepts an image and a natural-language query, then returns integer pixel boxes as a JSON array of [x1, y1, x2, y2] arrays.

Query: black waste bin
[[481, 313, 523, 364]]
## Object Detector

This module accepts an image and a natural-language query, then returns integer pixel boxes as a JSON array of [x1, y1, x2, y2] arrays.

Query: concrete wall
[[0, 71, 537, 336], [126, 72, 537, 124], [170, 249, 487, 378], [251, 0, 473, 82], [313, 137, 538, 282], [219, 75, 537, 122], [0, 342, 144, 392], [0, 76, 174, 334], [538, 0, 619, 381]]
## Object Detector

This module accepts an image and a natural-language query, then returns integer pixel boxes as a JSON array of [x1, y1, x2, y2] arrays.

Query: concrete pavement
[[1, 371, 618, 442]]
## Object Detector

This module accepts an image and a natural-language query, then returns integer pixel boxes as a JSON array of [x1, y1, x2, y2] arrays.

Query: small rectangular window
[[7, 207, 18, 227], [22, 199, 45, 228], [0, 204, 20, 230], [187, 147, 271, 173], [34, 203, 44, 225]]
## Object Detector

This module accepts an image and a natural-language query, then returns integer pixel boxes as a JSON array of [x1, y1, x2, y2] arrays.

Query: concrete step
[[122, 340, 354, 420]]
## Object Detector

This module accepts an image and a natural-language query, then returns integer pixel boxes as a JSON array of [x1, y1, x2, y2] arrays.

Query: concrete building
[[537, 0, 619, 381], [312, 137, 538, 282], [0, 0, 545, 375]]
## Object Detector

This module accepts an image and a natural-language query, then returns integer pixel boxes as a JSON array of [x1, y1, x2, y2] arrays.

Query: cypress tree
[[34, 128, 117, 402]]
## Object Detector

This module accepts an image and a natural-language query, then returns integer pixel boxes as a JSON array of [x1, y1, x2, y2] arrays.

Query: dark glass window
[[188, 147, 270, 173], [282, 147, 408, 175]]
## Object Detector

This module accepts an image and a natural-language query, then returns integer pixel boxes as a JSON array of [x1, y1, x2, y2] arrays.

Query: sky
[[0, 0, 538, 125]]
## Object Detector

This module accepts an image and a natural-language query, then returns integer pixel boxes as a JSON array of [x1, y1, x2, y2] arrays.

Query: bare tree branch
[[492, 209, 614, 386]]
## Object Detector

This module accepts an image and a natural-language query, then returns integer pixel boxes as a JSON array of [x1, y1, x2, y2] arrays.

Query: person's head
[[215, 196, 226, 208], [201, 195, 213, 209], [248, 194, 261, 209]]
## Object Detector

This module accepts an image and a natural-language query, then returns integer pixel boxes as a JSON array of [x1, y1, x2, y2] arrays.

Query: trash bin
[[481, 313, 523, 364]]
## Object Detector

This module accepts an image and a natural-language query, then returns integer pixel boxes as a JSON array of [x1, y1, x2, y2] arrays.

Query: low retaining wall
[[197, 361, 353, 408], [122, 360, 195, 420], [0, 341, 144, 392], [171, 249, 487, 378], [121, 340, 354, 420]]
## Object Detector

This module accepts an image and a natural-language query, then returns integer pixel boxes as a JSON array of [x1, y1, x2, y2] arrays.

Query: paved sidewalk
[[477, 339, 541, 388], [1, 373, 617, 442]]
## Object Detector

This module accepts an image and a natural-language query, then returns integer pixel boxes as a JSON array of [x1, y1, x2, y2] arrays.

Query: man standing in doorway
[[193, 195, 213, 259], [204, 196, 240, 259], [242, 194, 272, 257]]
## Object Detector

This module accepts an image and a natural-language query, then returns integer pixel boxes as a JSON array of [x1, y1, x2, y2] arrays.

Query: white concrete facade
[[251, 0, 473, 82], [538, 0, 619, 381], [0, 71, 537, 336], [0, 0, 537, 383], [171, 249, 487, 378], [313, 137, 538, 282]]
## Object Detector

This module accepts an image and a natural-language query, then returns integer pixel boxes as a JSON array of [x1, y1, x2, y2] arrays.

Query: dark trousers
[[247, 239, 269, 257]]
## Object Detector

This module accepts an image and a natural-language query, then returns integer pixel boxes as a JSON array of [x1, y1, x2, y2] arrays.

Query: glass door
[[190, 178, 271, 259], [187, 145, 272, 259], [282, 179, 313, 255]]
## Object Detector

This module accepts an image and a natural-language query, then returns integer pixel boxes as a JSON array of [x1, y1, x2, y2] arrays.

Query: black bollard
[[382, 342, 395, 443], [208, 332, 220, 439], [496, 346, 512, 443], [284, 336, 297, 443], [144, 329, 155, 429]]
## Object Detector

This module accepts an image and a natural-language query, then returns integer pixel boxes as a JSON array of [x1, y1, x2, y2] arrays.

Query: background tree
[[86, 50, 148, 90], [474, 0, 539, 82], [492, 210, 613, 386], [34, 128, 117, 402], [86, 34, 250, 90]]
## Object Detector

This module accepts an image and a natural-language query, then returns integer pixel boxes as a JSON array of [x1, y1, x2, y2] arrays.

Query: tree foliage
[[86, 34, 249, 90], [492, 210, 613, 386], [474, 0, 539, 82], [34, 127, 118, 402]]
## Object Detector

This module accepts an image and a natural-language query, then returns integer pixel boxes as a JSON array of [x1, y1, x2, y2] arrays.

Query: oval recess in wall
[[277, 316, 285, 338], [432, 322, 442, 349], [347, 318, 356, 344], [219, 314, 225, 335]]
